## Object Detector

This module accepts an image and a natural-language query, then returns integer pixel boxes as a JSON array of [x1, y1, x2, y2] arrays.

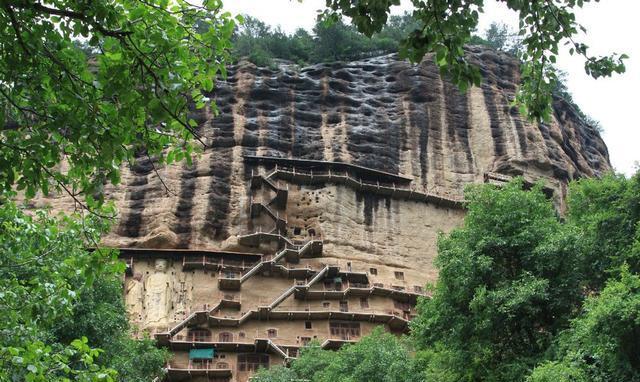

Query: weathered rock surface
[[35, 47, 610, 269]]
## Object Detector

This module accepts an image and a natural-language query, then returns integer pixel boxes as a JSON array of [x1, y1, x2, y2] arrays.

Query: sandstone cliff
[[34, 47, 610, 264]]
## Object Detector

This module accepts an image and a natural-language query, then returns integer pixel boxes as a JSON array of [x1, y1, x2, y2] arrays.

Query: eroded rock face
[[35, 48, 610, 271], [104, 49, 603, 247], [31, 49, 610, 381]]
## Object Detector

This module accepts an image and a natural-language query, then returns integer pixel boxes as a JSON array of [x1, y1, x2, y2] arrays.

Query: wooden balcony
[[166, 362, 232, 382]]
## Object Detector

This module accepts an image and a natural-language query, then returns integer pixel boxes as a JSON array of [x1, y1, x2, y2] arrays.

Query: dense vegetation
[[230, 14, 418, 66], [231, 14, 523, 67], [0, 0, 239, 208], [254, 172, 640, 382], [0, 199, 168, 381]]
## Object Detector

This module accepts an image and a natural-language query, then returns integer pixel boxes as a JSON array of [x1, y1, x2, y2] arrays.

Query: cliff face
[[87, 47, 607, 250], [31, 47, 610, 382], [32, 47, 611, 278]]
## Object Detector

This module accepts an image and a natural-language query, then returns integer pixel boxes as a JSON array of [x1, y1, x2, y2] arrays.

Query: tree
[[484, 22, 510, 51], [230, 14, 420, 66], [322, 0, 628, 121], [51, 264, 168, 381], [528, 268, 640, 382], [231, 15, 276, 66], [566, 172, 640, 290], [253, 328, 422, 382], [0, 0, 239, 207], [312, 18, 367, 62], [251, 173, 640, 382], [479, 22, 522, 55], [0, 197, 167, 381], [410, 180, 584, 381]]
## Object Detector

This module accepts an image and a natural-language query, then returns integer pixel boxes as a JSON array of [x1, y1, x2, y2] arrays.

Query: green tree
[[231, 15, 276, 66], [528, 268, 640, 382], [0, 0, 238, 206], [251, 365, 301, 382], [254, 172, 640, 382], [231, 14, 419, 66], [253, 328, 422, 382], [322, 0, 628, 120], [312, 18, 367, 62], [566, 172, 640, 289], [51, 267, 168, 381], [478, 22, 522, 55], [484, 22, 510, 51], [411, 180, 584, 381], [0, 197, 167, 381]]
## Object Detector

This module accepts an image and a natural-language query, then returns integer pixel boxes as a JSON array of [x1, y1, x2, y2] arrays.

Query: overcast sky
[[223, 0, 639, 176]]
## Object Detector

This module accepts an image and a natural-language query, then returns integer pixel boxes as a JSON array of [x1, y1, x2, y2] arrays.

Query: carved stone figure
[[144, 259, 172, 328], [125, 272, 144, 322]]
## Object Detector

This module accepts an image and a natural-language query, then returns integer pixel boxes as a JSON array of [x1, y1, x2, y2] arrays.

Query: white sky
[[223, 0, 639, 176]]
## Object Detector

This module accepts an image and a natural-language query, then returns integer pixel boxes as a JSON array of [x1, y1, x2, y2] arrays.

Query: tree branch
[[13, 2, 132, 38], [0, 140, 117, 220], [4, 3, 30, 55]]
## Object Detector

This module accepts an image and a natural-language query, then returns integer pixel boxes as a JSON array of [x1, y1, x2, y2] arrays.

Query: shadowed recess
[[422, 60, 444, 186], [118, 151, 153, 238], [173, 161, 198, 248], [482, 82, 507, 158], [443, 80, 474, 173]]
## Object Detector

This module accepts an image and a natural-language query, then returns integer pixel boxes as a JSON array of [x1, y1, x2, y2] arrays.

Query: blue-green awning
[[189, 348, 214, 360]]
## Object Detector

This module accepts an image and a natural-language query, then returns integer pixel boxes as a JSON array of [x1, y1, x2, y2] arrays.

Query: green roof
[[189, 348, 214, 360]]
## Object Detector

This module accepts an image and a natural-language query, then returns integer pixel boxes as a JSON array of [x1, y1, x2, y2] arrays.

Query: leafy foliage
[[566, 172, 640, 289], [51, 264, 169, 381], [231, 14, 419, 66], [410, 180, 583, 381], [253, 328, 422, 382], [0, 198, 167, 381], [478, 22, 522, 55], [529, 268, 640, 382], [323, 0, 628, 121], [0, 0, 238, 207]]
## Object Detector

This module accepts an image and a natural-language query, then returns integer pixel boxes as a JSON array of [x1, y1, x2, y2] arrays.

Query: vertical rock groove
[[118, 151, 153, 238], [481, 83, 507, 158]]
